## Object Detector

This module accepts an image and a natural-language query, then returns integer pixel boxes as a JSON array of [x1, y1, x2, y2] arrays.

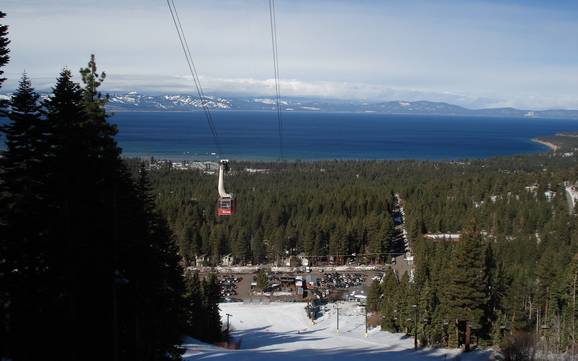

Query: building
[[297, 253, 310, 267], [566, 183, 578, 212], [544, 190, 556, 202], [195, 255, 208, 267], [283, 256, 302, 267], [221, 254, 235, 266], [279, 275, 297, 292], [424, 233, 460, 241]]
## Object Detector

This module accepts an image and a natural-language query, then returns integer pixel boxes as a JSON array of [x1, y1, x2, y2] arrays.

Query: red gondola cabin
[[217, 160, 236, 216], [217, 196, 236, 216]]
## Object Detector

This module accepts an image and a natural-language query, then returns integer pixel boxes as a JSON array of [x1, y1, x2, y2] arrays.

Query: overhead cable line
[[166, 0, 223, 158], [268, 0, 284, 160]]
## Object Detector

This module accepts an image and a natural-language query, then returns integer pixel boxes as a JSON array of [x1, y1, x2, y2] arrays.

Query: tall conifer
[[0, 11, 9, 112], [444, 218, 489, 347], [381, 268, 400, 332], [0, 58, 192, 361], [202, 273, 223, 342], [184, 270, 204, 339], [0, 74, 51, 360]]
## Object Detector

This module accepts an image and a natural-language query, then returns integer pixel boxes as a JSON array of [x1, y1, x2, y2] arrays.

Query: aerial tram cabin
[[165, 0, 283, 218], [217, 160, 236, 216]]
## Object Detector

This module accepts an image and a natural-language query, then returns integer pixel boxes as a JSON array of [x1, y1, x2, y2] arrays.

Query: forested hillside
[[146, 154, 578, 354], [146, 155, 576, 264], [2, 3, 578, 357]]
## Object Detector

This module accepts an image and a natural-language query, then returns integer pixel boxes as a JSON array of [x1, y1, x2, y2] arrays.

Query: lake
[[110, 111, 578, 161]]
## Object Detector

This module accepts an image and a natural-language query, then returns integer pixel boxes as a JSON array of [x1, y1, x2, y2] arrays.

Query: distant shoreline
[[532, 138, 559, 151], [108, 112, 578, 161]]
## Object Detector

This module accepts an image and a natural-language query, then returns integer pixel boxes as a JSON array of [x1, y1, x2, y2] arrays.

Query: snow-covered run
[[181, 302, 492, 361]]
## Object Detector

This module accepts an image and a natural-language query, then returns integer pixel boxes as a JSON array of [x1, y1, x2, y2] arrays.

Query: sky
[[3, 0, 578, 109]]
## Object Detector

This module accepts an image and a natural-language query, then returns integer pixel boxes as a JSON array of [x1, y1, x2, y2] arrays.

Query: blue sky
[[3, 0, 578, 109]]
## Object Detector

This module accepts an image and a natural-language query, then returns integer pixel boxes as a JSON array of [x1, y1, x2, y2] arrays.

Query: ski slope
[[182, 302, 491, 361]]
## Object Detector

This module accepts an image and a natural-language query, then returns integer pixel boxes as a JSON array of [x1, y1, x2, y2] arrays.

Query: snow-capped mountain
[[105, 93, 578, 118], [2, 91, 577, 118], [253, 98, 288, 106], [107, 92, 231, 111]]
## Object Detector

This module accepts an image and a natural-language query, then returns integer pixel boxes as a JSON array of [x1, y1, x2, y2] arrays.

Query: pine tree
[[397, 273, 412, 334], [132, 163, 186, 360], [0, 67, 92, 361], [256, 268, 268, 290], [251, 235, 265, 264], [184, 270, 204, 339], [0, 26, 12, 357], [483, 242, 509, 345], [0, 22, 10, 354], [0, 73, 47, 194], [80, 54, 108, 120], [365, 214, 382, 262], [202, 273, 223, 342], [303, 225, 316, 258], [79, 54, 119, 160], [1, 74, 47, 175], [443, 218, 489, 348], [381, 268, 400, 332], [1, 58, 191, 361], [0, 74, 51, 360], [329, 223, 348, 264], [233, 228, 250, 264], [0, 11, 9, 113], [417, 279, 436, 346], [367, 280, 382, 312]]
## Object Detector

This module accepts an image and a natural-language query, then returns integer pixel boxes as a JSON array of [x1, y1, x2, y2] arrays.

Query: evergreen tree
[[1, 58, 193, 361], [80, 54, 108, 120], [0, 25, 11, 355], [0, 11, 9, 112], [202, 273, 223, 342], [483, 242, 509, 345], [0, 74, 51, 360], [183, 270, 204, 339], [328, 223, 342, 262], [251, 235, 265, 264], [443, 218, 489, 347], [397, 273, 412, 334], [132, 163, 186, 360], [381, 268, 400, 332], [367, 279, 382, 312], [233, 228, 250, 263], [256, 268, 268, 290], [303, 225, 316, 259], [365, 214, 382, 262], [417, 280, 436, 346]]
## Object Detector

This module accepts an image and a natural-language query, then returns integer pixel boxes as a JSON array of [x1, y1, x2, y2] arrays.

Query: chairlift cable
[[166, 0, 223, 158], [171, 1, 221, 154], [268, 0, 284, 160]]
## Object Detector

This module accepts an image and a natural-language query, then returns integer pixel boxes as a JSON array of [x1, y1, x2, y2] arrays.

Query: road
[[390, 193, 414, 281]]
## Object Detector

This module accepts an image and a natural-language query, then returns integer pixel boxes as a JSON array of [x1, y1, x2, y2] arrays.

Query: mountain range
[[3, 91, 578, 119]]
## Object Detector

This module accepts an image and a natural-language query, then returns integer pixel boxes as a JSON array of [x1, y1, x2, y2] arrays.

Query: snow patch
[[180, 302, 492, 361], [254, 98, 288, 106]]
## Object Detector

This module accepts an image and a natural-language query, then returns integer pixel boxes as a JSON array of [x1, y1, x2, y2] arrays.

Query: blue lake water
[[110, 111, 578, 161]]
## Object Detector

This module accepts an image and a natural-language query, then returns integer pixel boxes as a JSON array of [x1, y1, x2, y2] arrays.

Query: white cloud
[[5, 72, 576, 110], [3, 0, 578, 110]]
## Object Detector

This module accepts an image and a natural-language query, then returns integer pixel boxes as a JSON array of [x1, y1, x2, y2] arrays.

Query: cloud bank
[[3, 0, 578, 110]]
